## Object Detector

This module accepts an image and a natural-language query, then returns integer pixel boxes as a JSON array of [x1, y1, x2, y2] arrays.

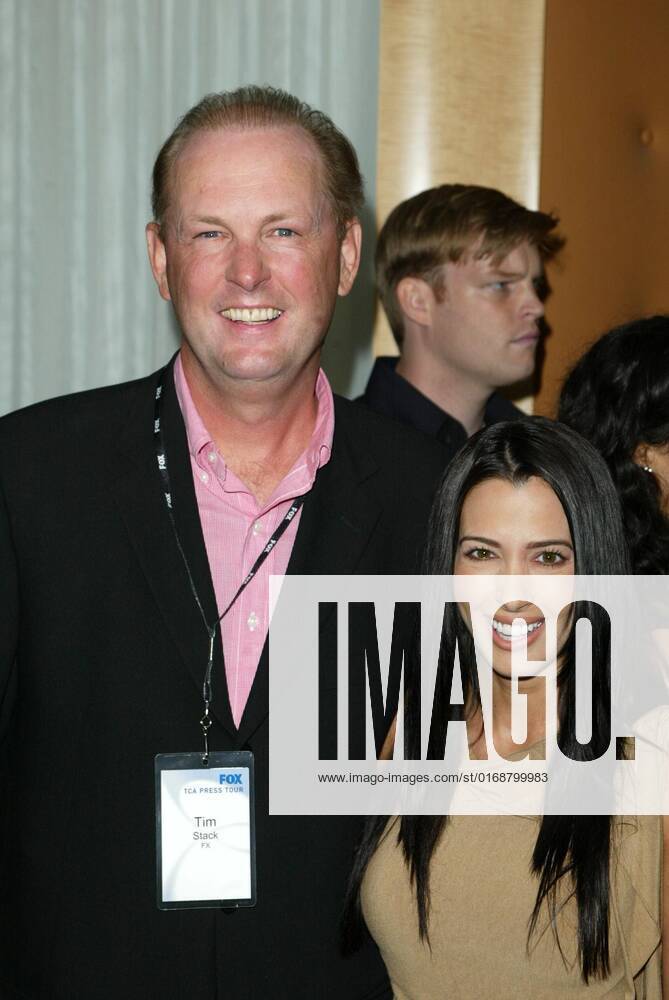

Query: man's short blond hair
[[151, 85, 364, 240], [377, 184, 564, 345]]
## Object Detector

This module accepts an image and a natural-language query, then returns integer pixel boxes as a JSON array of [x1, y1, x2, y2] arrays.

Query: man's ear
[[146, 222, 172, 302], [337, 220, 362, 296], [396, 276, 433, 327]]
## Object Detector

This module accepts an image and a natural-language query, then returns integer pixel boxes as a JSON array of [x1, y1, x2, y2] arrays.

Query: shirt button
[[252, 520, 263, 535], [200, 471, 209, 483], [247, 611, 259, 632], [208, 451, 217, 464]]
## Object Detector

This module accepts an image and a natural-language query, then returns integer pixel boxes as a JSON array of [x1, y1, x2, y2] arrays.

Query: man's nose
[[225, 241, 270, 290], [522, 282, 545, 320]]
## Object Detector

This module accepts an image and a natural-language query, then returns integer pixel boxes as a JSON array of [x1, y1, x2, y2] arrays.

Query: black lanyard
[[153, 366, 305, 759]]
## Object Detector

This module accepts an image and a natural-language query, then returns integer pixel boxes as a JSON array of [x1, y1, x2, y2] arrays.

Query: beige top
[[361, 815, 662, 999]]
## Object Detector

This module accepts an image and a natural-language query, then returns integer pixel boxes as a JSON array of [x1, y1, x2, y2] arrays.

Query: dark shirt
[[359, 356, 524, 463]]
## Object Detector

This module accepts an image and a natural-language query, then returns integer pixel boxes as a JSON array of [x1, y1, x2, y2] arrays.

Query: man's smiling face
[[147, 125, 360, 395]]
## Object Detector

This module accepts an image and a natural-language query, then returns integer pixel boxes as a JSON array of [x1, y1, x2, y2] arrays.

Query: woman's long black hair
[[343, 416, 631, 983], [558, 315, 669, 574]]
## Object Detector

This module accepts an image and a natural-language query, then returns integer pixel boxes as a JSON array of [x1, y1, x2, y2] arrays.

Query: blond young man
[[362, 184, 563, 459]]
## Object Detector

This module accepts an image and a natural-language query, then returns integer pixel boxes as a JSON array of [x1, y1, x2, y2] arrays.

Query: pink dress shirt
[[174, 354, 334, 726]]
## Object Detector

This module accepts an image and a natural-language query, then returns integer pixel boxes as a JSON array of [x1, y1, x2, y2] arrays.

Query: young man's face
[[426, 240, 545, 393]]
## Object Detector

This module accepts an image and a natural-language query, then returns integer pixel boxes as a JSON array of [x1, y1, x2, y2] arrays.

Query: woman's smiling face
[[454, 476, 575, 672]]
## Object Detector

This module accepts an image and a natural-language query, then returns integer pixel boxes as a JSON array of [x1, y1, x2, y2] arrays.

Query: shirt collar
[[363, 356, 522, 439], [174, 353, 215, 466], [173, 352, 334, 501], [363, 356, 448, 437]]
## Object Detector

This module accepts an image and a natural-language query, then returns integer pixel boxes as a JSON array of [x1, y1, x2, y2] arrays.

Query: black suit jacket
[[0, 364, 446, 999], [360, 356, 524, 464]]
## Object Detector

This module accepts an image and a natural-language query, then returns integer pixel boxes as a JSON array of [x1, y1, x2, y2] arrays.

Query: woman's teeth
[[492, 619, 543, 638], [220, 307, 282, 322]]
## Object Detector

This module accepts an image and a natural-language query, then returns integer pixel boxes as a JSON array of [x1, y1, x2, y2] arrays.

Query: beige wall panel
[[536, 0, 669, 416], [375, 0, 546, 358]]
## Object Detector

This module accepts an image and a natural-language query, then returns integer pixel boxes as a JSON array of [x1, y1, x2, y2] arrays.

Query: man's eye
[[490, 281, 511, 292], [274, 227, 296, 237], [196, 231, 220, 239], [536, 550, 564, 566]]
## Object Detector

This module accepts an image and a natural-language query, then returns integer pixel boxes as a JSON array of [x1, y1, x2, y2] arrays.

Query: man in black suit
[[361, 184, 564, 460], [0, 87, 444, 998]]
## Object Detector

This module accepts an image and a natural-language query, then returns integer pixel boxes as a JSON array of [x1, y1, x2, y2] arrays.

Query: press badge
[[155, 751, 256, 910]]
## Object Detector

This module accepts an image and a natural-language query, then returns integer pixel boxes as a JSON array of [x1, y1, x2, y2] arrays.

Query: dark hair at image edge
[[558, 314, 669, 574], [343, 417, 630, 983]]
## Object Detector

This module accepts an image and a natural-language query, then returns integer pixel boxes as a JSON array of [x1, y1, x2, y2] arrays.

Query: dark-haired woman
[[345, 417, 665, 998], [558, 315, 669, 574]]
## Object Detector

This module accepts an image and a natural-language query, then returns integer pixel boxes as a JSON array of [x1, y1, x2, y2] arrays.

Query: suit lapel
[[236, 397, 382, 744], [111, 362, 237, 739], [110, 376, 381, 748]]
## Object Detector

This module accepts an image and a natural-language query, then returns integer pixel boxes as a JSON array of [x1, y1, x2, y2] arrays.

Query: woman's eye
[[489, 280, 511, 292], [536, 550, 564, 566], [465, 547, 495, 561]]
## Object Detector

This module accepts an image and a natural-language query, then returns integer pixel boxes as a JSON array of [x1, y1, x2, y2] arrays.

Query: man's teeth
[[220, 307, 282, 322], [492, 619, 544, 638]]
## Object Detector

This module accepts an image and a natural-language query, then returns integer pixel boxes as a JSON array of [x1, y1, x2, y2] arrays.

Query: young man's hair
[[376, 184, 564, 345], [151, 85, 364, 239]]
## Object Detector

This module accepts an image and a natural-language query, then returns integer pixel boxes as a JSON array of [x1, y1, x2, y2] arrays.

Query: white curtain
[[0, 0, 380, 414]]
